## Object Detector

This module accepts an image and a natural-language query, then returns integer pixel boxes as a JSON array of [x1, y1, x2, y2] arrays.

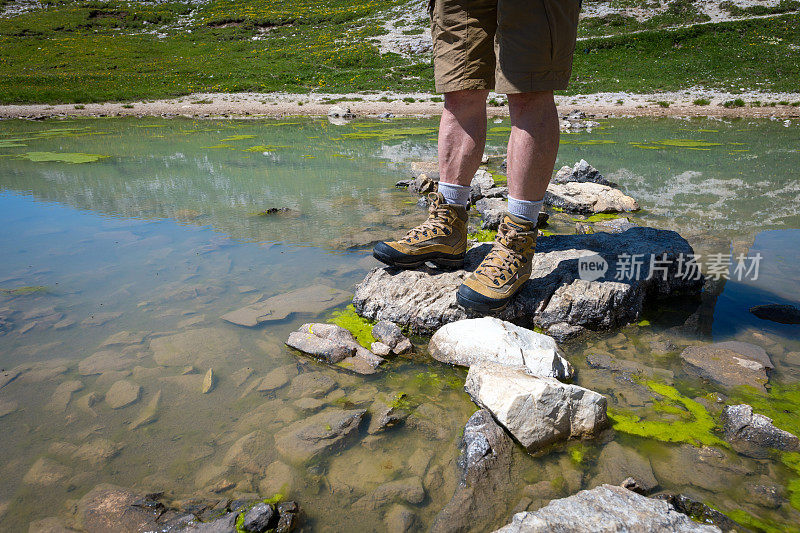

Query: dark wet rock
[[750, 303, 800, 324], [274, 408, 366, 463], [288, 372, 336, 398], [275, 501, 300, 532], [591, 442, 658, 494], [545, 182, 639, 214], [150, 328, 243, 367], [431, 409, 516, 533], [105, 380, 140, 409], [465, 362, 607, 451], [221, 285, 350, 327], [483, 186, 509, 199], [354, 476, 425, 510], [353, 227, 701, 340], [721, 403, 800, 457], [475, 198, 548, 230], [553, 160, 616, 187], [285, 323, 384, 374], [429, 318, 573, 379], [256, 207, 300, 218], [367, 399, 409, 434], [493, 485, 721, 533], [654, 493, 739, 532], [242, 503, 274, 532], [680, 341, 772, 390], [371, 320, 408, 352], [395, 179, 413, 188], [594, 217, 638, 233]]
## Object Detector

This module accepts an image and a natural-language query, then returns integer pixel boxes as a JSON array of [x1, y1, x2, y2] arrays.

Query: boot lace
[[401, 193, 454, 243], [474, 222, 530, 284]]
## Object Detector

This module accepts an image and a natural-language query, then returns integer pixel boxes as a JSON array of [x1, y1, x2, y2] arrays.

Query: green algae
[[220, 134, 256, 141], [637, 320, 651, 327], [573, 213, 620, 223], [21, 152, 107, 164], [328, 304, 374, 349], [468, 229, 497, 242], [609, 381, 727, 447], [340, 126, 437, 140], [726, 508, 799, 533], [0, 285, 48, 296], [488, 126, 511, 133], [244, 145, 289, 152]]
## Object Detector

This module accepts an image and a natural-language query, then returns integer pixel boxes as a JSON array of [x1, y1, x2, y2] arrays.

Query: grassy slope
[[0, 0, 798, 104]]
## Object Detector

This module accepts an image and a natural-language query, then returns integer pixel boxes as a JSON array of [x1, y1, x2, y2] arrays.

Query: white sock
[[437, 181, 472, 206], [508, 196, 543, 223]]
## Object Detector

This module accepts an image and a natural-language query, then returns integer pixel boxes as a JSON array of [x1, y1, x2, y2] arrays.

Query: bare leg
[[506, 91, 559, 201], [438, 89, 490, 187]]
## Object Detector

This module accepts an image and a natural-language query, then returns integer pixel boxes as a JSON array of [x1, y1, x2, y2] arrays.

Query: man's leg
[[505, 90, 559, 222], [436, 89, 490, 206], [456, 90, 559, 313]]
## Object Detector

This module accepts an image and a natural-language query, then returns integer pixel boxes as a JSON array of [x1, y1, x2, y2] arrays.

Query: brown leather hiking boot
[[457, 213, 536, 313], [373, 192, 468, 269]]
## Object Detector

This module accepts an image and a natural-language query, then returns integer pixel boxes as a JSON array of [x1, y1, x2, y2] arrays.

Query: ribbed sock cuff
[[508, 196, 544, 223], [437, 181, 472, 206]]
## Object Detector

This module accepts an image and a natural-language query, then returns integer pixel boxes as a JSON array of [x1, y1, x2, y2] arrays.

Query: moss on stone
[[609, 381, 727, 448], [467, 229, 497, 242], [328, 304, 375, 349]]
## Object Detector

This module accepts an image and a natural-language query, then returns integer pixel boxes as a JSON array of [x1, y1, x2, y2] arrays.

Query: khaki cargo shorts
[[429, 0, 581, 94]]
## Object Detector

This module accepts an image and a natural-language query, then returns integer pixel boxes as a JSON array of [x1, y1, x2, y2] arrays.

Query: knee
[[444, 90, 489, 113], [507, 91, 554, 111]]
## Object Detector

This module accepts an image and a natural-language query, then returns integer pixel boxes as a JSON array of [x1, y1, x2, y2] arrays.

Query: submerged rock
[[431, 409, 516, 533], [105, 380, 140, 409], [545, 182, 639, 214], [493, 485, 721, 532], [590, 441, 658, 494], [371, 320, 411, 354], [749, 303, 800, 324], [285, 323, 384, 374], [149, 327, 242, 367], [221, 285, 350, 327], [680, 341, 772, 390], [428, 318, 573, 379], [354, 477, 425, 510], [353, 227, 701, 340], [274, 408, 366, 463], [553, 159, 616, 187], [465, 362, 607, 451], [721, 404, 800, 457]]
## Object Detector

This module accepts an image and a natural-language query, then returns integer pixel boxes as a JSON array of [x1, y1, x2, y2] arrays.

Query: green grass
[[0, 2, 798, 103]]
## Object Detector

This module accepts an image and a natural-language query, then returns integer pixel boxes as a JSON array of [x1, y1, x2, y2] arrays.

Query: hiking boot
[[457, 213, 537, 313], [373, 192, 467, 269]]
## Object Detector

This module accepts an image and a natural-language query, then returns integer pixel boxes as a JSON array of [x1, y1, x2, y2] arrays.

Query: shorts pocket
[[542, 0, 581, 67]]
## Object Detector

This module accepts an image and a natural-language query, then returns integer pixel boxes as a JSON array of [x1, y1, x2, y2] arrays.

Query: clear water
[[0, 116, 799, 532]]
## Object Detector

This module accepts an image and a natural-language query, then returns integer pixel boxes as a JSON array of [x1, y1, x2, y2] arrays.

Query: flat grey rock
[[222, 285, 350, 327], [353, 227, 701, 340], [721, 403, 799, 457], [428, 318, 573, 379], [680, 341, 772, 390], [553, 159, 616, 187], [545, 182, 639, 214], [465, 362, 607, 452], [285, 323, 384, 374], [493, 484, 721, 533]]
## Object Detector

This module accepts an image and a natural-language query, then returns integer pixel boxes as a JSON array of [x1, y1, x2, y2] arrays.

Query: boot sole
[[456, 287, 511, 314], [373, 248, 464, 270]]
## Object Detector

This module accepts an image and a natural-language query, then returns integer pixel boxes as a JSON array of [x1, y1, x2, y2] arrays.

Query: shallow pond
[[0, 116, 799, 532]]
